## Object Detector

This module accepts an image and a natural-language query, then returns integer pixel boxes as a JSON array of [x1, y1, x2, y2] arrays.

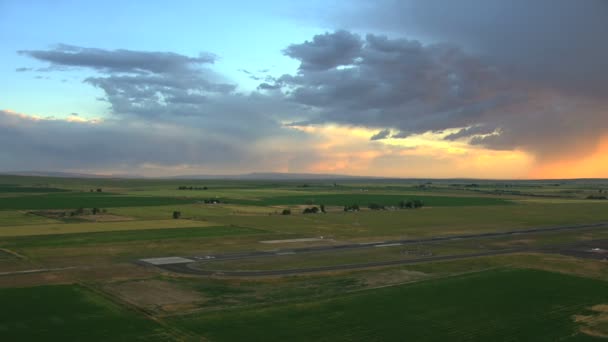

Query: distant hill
[[1, 171, 607, 183], [0, 171, 367, 180], [168, 172, 375, 180], [0, 171, 142, 179]]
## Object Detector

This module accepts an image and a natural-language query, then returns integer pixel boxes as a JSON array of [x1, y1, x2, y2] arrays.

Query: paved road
[[159, 248, 527, 277], [0, 266, 78, 277], [140, 221, 608, 277]]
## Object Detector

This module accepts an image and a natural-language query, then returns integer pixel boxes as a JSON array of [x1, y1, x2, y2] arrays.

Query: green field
[[2, 175, 608, 340], [0, 185, 68, 193], [0, 192, 196, 210], [0, 219, 216, 237], [0, 211, 60, 226], [0, 285, 172, 341], [174, 269, 608, 341], [0, 225, 265, 248], [229, 193, 513, 207]]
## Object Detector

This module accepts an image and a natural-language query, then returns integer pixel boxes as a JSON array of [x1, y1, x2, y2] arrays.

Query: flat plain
[[2, 175, 608, 341]]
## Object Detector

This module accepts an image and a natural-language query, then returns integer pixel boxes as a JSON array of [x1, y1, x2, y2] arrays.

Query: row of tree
[[348, 200, 425, 211], [302, 204, 326, 214], [177, 186, 208, 190], [69, 207, 106, 216]]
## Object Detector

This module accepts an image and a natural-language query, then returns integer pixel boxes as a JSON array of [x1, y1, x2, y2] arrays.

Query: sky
[[1, 0, 607, 179]]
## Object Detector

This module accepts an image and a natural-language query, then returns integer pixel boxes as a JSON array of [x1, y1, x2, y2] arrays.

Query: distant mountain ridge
[[0, 171, 142, 179], [168, 172, 374, 180], [1, 171, 607, 182], [0, 171, 370, 180]]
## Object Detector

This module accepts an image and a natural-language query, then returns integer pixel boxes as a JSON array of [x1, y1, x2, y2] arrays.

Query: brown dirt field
[[78, 214, 135, 222], [573, 304, 608, 338], [0, 263, 157, 288], [360, 269, 429, 288], [104, 279, 204, 314], [29, 210, 134, 222], [511, 253, 608, 280]]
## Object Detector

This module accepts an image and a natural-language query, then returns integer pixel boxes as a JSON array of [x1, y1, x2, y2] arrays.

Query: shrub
[[302, 207, 319, 214], [368, 203, 385, 210], [344, 204, 360, 212]]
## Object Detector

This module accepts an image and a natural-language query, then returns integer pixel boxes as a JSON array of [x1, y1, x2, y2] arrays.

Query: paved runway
[[138, 221, 608, 277]]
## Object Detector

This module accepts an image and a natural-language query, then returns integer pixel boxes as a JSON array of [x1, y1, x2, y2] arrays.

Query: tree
[[302, 207, 319, 214], [172, 211, 181, 219], [282, 209, 291, 215], [92, 207, 99, 215], [96, 188, 102, 192], [320, 204, 326, 213], [344, 204, 360, 212], [368, 203, 384, 210], [399, 199, 423, 209]]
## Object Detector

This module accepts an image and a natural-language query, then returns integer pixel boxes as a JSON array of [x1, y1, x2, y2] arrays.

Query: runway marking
[[140, 256, 194, 265], [374, 243, 403, 248], [0, 266, 77, 277], [261, 238, 325, 244]]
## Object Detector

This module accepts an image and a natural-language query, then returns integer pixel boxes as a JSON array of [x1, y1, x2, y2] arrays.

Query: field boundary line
[[0, 266, 78, 277], [0, 248, 26, 259], [79, 282, 205, 342]]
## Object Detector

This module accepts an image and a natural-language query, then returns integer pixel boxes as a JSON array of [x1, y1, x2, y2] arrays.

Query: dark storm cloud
[[18, 44, 217, 74], [280, 31, 514, 137], [335, 0, 608, 94], [283, 30, 363, 71], [444, 125, 496, 141], [279, 20, 608, 160], [370, 129, 390, 141]]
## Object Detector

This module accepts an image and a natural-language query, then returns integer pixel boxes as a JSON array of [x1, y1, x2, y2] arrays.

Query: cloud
[[283, 30, 363, 71], [280, 31, 512, 138], [20, 44, 240, 120], [370, 129, 390, 140], [444, 125, 496, 141], [12, 13, 608, 177], [334, 1, 608, 96], [0, 109, 317, 175], [257, 82, 282, 91], [18, 44, 216, 74], [13, 45, 318, 174], [277, 28, 608, 161]]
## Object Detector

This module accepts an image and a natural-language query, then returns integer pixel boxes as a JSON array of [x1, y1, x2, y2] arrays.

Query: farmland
[[2, 175, 608, 340], [173, 269, 608, 341], [0, 284, 174, 341]]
